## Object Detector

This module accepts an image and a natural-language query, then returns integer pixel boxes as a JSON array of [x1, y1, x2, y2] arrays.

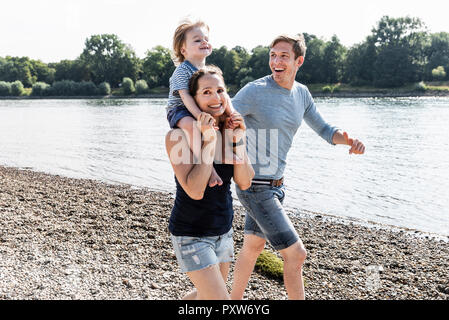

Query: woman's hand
[[230, 112, 246, 143]]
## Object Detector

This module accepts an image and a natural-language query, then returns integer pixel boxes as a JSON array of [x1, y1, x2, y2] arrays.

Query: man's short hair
[[270, 34, 307, 59]]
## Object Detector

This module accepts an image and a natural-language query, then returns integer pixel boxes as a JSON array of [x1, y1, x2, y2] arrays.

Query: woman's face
[[194, 74, 227, 117]]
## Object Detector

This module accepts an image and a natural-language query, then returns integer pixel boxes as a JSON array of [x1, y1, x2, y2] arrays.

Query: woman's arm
[[232, 139, 254, 190], [228, 114, 254, 190], [165, 114, 217, 200]]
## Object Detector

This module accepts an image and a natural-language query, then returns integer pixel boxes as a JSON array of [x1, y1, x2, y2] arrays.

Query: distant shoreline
[[1, 90, 449, 100]]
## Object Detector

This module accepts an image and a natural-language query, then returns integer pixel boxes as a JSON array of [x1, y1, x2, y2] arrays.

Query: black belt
[[251, 177, 284, 187]]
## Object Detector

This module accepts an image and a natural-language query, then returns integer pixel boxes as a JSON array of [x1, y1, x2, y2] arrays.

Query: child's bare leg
[[177, 116, 222, 187]]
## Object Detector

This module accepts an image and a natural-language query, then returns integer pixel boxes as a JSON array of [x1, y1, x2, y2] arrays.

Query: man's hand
[[343, 132, 365, 155]]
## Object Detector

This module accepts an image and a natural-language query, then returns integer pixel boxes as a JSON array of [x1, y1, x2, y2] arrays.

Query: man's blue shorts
[[236, 184, 299, 251]]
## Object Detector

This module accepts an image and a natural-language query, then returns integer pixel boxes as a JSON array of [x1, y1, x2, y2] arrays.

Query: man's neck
[[272, 76, 295, 91]]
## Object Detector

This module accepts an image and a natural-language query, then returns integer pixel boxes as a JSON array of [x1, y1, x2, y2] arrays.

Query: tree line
[[1, 16, 448, 97]]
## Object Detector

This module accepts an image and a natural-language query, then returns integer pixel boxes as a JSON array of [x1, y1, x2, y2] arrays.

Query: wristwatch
[[232, 138, 244, 147]]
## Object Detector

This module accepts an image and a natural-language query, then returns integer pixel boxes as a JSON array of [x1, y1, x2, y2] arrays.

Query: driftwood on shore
[[0, 166, 448, 300]]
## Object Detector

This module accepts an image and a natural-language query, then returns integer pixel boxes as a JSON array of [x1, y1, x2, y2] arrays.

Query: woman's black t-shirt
[[169, 163, 234, 237]]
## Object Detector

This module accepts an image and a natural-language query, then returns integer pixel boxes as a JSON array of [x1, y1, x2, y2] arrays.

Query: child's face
[[181, 26, 212, 60]]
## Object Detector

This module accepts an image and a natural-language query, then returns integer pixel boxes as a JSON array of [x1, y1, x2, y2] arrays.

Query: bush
[[255, 250, 284, 280], [121, 77, 135, 95], [0, 81, 11, 96], [11, 81, 24, 96], [432, 66, 446, 81], [31, 82, 51, 96], [414, 81, 427, 92], [50, 80, 75, 96], [135, 79, 149, 95], [98, 82, 111, 96], [77, 81, 98, 96], [322, 85, 333, 93], [322, 84, 341, 93]]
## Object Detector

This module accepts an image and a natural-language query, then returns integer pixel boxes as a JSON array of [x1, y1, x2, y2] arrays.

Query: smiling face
[[181, 26, 212, 62], [269, 41, 304, 90], [194, 73, 227, 118]]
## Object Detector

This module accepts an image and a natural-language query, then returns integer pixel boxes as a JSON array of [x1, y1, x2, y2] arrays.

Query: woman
[[165, 65, 254, 300]]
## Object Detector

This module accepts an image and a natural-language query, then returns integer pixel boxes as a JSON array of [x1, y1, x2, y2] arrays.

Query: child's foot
[[209, 170, 223, 188]]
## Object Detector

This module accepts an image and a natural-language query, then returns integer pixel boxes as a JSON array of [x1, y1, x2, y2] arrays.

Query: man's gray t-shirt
[[232, 75, 339, 180]]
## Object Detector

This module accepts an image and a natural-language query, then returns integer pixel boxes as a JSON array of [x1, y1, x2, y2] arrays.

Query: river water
[[0, 97, 448, 236]]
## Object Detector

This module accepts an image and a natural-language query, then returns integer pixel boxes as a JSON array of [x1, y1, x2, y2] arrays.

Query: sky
[[1, 0, 449, 63]]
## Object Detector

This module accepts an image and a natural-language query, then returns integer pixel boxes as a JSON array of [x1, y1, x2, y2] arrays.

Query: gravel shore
[[1, 165, 448, 300]]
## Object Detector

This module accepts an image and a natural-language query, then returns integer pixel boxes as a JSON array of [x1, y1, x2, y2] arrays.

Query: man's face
[[269, 41, 303, 89]]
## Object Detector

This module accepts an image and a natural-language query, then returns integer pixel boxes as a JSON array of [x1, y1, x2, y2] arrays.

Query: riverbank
[[0, 165, 448, 300], [1, 86, 449, 100]]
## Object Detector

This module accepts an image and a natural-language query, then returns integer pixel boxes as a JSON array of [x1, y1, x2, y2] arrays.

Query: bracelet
[[232, 138, 244, 147]]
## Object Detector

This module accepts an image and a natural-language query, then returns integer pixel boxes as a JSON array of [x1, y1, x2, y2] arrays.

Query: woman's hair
[[172, 18, 210, 65], [270, 33, 307, 59], [188, 65, 224, 97]]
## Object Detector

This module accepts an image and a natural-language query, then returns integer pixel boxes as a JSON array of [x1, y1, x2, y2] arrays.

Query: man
[[230, 34, 365, 300]]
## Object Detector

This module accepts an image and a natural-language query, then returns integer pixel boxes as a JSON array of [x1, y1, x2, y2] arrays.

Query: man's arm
[[302, 89, 365, 154]]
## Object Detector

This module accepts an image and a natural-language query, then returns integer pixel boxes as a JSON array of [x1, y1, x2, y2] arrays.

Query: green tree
[[247, 46, 270, 80], [231, 46, 251, 87], [31, 59, 55, 84], [298, 34, 326, 84], [80, 34, 140, 87], [207, 46, 228, 72], [52, 59, 90, 82], [425, 32, 449, 80], [322, 35, 347, 83], [0, 56, 35, 87], [142, 46, 174, 88], [371, 16, 429, 87], [343, 37, 377, 85]]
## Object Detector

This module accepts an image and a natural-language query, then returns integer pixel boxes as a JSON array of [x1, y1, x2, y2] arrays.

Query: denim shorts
[[167, 106, 193, 129], [170, 228, 234, 273], [236, 184, 299, 251]]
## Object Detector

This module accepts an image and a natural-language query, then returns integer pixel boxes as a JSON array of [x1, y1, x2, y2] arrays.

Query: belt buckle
[[272, 177, 283, 187]]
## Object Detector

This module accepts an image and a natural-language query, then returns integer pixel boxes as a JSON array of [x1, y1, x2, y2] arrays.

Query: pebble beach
[[0, 165, 448, 300]]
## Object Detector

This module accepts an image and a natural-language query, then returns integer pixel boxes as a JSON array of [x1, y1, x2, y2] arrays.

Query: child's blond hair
[[172, 18, 210, 65]]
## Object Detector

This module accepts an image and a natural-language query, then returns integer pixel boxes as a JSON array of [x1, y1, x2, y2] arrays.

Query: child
[[167, 18, 235, 187]]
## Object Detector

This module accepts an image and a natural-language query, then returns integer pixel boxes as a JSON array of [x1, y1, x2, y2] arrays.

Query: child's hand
[[225, 111, 242, 130], [197, 112, 218, 139], [198, 112, 218, 131]]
